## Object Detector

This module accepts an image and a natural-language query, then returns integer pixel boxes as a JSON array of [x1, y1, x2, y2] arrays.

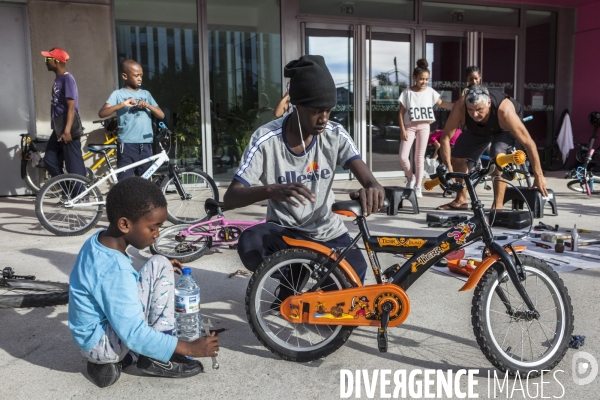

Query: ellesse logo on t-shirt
[[277, 162, 332, 184]]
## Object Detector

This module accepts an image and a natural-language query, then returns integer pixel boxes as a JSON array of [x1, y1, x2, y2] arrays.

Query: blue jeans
[[237, 222, 368, 283], [117, 143, 153, 180]]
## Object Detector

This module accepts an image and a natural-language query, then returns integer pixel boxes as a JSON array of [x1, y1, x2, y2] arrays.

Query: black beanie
[[284, 55, 337, 109]]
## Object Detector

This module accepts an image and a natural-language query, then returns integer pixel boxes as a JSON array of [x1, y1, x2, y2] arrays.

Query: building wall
[[572, 1, 600, 142], [28, 0, 115, 145]]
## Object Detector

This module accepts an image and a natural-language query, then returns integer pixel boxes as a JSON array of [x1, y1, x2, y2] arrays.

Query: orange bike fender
[[459, 245, 526, 291], [282, 236, 363, 287]]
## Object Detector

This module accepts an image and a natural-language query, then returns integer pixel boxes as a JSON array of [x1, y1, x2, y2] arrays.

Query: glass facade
[[110, 0, 564, 181], [115, 0, 201, 166], [207, 0, 281, 182]]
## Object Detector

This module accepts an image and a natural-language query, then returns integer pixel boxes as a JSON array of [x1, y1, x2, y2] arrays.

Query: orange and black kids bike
[[245, 151, 574, 377]]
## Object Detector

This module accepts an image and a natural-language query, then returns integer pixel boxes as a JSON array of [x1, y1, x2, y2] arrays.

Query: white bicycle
[[35, 124, 218, 236]]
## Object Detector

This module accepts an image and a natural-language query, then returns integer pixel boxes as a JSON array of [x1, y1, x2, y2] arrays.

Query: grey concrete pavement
[[0, 173, 599, 399]]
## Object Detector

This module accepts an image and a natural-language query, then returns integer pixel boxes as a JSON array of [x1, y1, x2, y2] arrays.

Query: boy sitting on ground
[[68, 177, 219, 388]]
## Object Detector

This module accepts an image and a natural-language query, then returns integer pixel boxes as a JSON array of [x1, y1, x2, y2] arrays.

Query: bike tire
[[541, 145, 568, 171], [566, 178, 600, 194], [150, 224, 213, 263], [472, 255, 573, 377], [35, 173, 104, 236], [22, 159, 55, 194], [0, 280, 69, 309], [161, 168, 218, 224], [246, 249, 354, 362]]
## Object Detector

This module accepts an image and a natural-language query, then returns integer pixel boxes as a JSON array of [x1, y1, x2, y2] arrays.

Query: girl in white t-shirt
[[398, 59, 454, 197]]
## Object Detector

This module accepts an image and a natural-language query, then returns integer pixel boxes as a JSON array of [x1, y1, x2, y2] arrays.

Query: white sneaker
[[405, 177, 416, 189], [414, 186, 423, 198]]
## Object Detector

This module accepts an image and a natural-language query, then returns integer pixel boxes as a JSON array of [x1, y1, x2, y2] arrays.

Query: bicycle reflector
[[496, 150, 526, 168], [424, 177, 441, 191]]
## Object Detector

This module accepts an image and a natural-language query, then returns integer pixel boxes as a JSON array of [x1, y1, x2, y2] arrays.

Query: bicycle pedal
[[377, 328, 388, 353]]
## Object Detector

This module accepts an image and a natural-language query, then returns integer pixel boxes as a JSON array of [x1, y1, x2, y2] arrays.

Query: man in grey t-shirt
[[224, 55, 385, 307]]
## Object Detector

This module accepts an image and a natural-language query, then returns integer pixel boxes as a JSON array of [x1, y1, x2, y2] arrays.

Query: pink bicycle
[[150, 198, 265, 263]]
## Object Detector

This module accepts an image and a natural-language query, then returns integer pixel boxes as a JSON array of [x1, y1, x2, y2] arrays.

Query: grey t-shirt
[[234, 115, 361, 241]]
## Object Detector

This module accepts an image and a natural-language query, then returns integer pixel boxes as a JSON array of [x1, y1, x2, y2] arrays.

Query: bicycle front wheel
[[472, 255, 573, 377], [0, 280, 69, 309], [150, 224, 213, 263], [35, 173, 104, 236], [246, 249, 354, 362], [567, 178, 600, 194], [161, 168, 218, 224]]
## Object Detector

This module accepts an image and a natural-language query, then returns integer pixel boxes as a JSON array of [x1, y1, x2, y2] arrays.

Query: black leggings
[[237, 222, 368, 283]]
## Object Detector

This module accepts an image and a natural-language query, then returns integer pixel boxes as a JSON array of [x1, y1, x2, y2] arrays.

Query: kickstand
[[377, 301, 393, 353]]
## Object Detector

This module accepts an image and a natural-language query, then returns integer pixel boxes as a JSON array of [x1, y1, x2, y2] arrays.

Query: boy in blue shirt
[[68, 177, 219, 387], [98, 60, 165, 180]]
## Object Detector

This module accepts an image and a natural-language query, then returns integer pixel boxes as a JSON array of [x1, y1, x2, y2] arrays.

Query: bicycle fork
[[488, 241, 540, 321], [168, 163, 192, 200]]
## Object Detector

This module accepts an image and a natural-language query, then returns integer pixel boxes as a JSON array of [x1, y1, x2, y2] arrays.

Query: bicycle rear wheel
[[161, 168, 218, 224], [150, 224, 213, 263], [0, 280, 69, 309], [22, 159, 54, 194], [35, 173, 104, 236], [540, 145, 567, 171], [246, 249, 354, 362]]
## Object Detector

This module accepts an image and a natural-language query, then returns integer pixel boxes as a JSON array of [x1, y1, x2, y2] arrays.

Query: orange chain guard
[[280, 283, 411, 327]]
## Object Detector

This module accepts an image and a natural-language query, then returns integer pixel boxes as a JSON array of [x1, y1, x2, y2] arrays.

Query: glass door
[[304, 24, 354, 177], [424, 30, 468, 130], [366, 29, 412, 175], [480, 33, 518, 98]]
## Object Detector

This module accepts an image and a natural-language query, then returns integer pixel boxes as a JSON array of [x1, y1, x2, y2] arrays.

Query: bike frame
[[178, 216, 266, 245], [305, 168, 539, 316], [64, 144, 180, 208]]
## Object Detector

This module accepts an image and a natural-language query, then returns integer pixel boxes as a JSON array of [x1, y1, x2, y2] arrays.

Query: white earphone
[[294, 106, 321, 228]]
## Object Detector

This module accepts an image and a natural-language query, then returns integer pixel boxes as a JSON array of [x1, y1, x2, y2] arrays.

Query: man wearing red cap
[[41, 47, 86, 179]]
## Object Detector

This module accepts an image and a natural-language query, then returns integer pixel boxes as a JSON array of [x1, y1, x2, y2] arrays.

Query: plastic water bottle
[[174, 268, 200, 341]]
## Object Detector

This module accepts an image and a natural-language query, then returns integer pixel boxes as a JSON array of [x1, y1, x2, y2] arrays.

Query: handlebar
[[423, 150, 527, 192]]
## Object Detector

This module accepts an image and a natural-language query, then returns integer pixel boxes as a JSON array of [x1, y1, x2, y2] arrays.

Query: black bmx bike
[[245, 151, 573, 377]]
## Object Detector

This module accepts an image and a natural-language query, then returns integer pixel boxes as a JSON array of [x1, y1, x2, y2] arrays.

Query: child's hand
[[191, 333, 220, 358], [137, 100, 149, 109], [433, 139, 441, 148], [122, 98, 137, 108], [170, 259, 183, 275], [401, 130, 408, 141]]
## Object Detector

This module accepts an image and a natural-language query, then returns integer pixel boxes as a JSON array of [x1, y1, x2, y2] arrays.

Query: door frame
[[302, 22, 415, 180]]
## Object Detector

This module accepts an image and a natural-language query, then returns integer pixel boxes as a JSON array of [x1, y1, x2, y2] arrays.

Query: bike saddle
[[332, 198, 390, 217], [87, 144, 118, 153], [204, 198, 226, 215]]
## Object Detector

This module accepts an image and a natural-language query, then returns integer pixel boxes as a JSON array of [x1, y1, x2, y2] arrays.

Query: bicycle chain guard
[[279, 284, 411, 327]]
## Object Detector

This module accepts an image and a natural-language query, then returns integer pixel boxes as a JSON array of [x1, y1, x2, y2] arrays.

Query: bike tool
[[201, 319, 219, 370]]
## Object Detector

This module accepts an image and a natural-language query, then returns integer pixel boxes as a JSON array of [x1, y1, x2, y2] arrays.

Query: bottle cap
[[182, 267, 192, 275]]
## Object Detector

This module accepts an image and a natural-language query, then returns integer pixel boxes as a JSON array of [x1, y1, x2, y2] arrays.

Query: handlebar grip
[[423, 177, 441, 191], [496, 150, 526, 168]]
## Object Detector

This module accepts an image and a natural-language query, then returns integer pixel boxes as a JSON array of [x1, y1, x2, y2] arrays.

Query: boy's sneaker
[[405, 177, 416, 189], [87, 361, 122, 388], [414, 186, 423, 198], [137, 353, 203, 378]]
